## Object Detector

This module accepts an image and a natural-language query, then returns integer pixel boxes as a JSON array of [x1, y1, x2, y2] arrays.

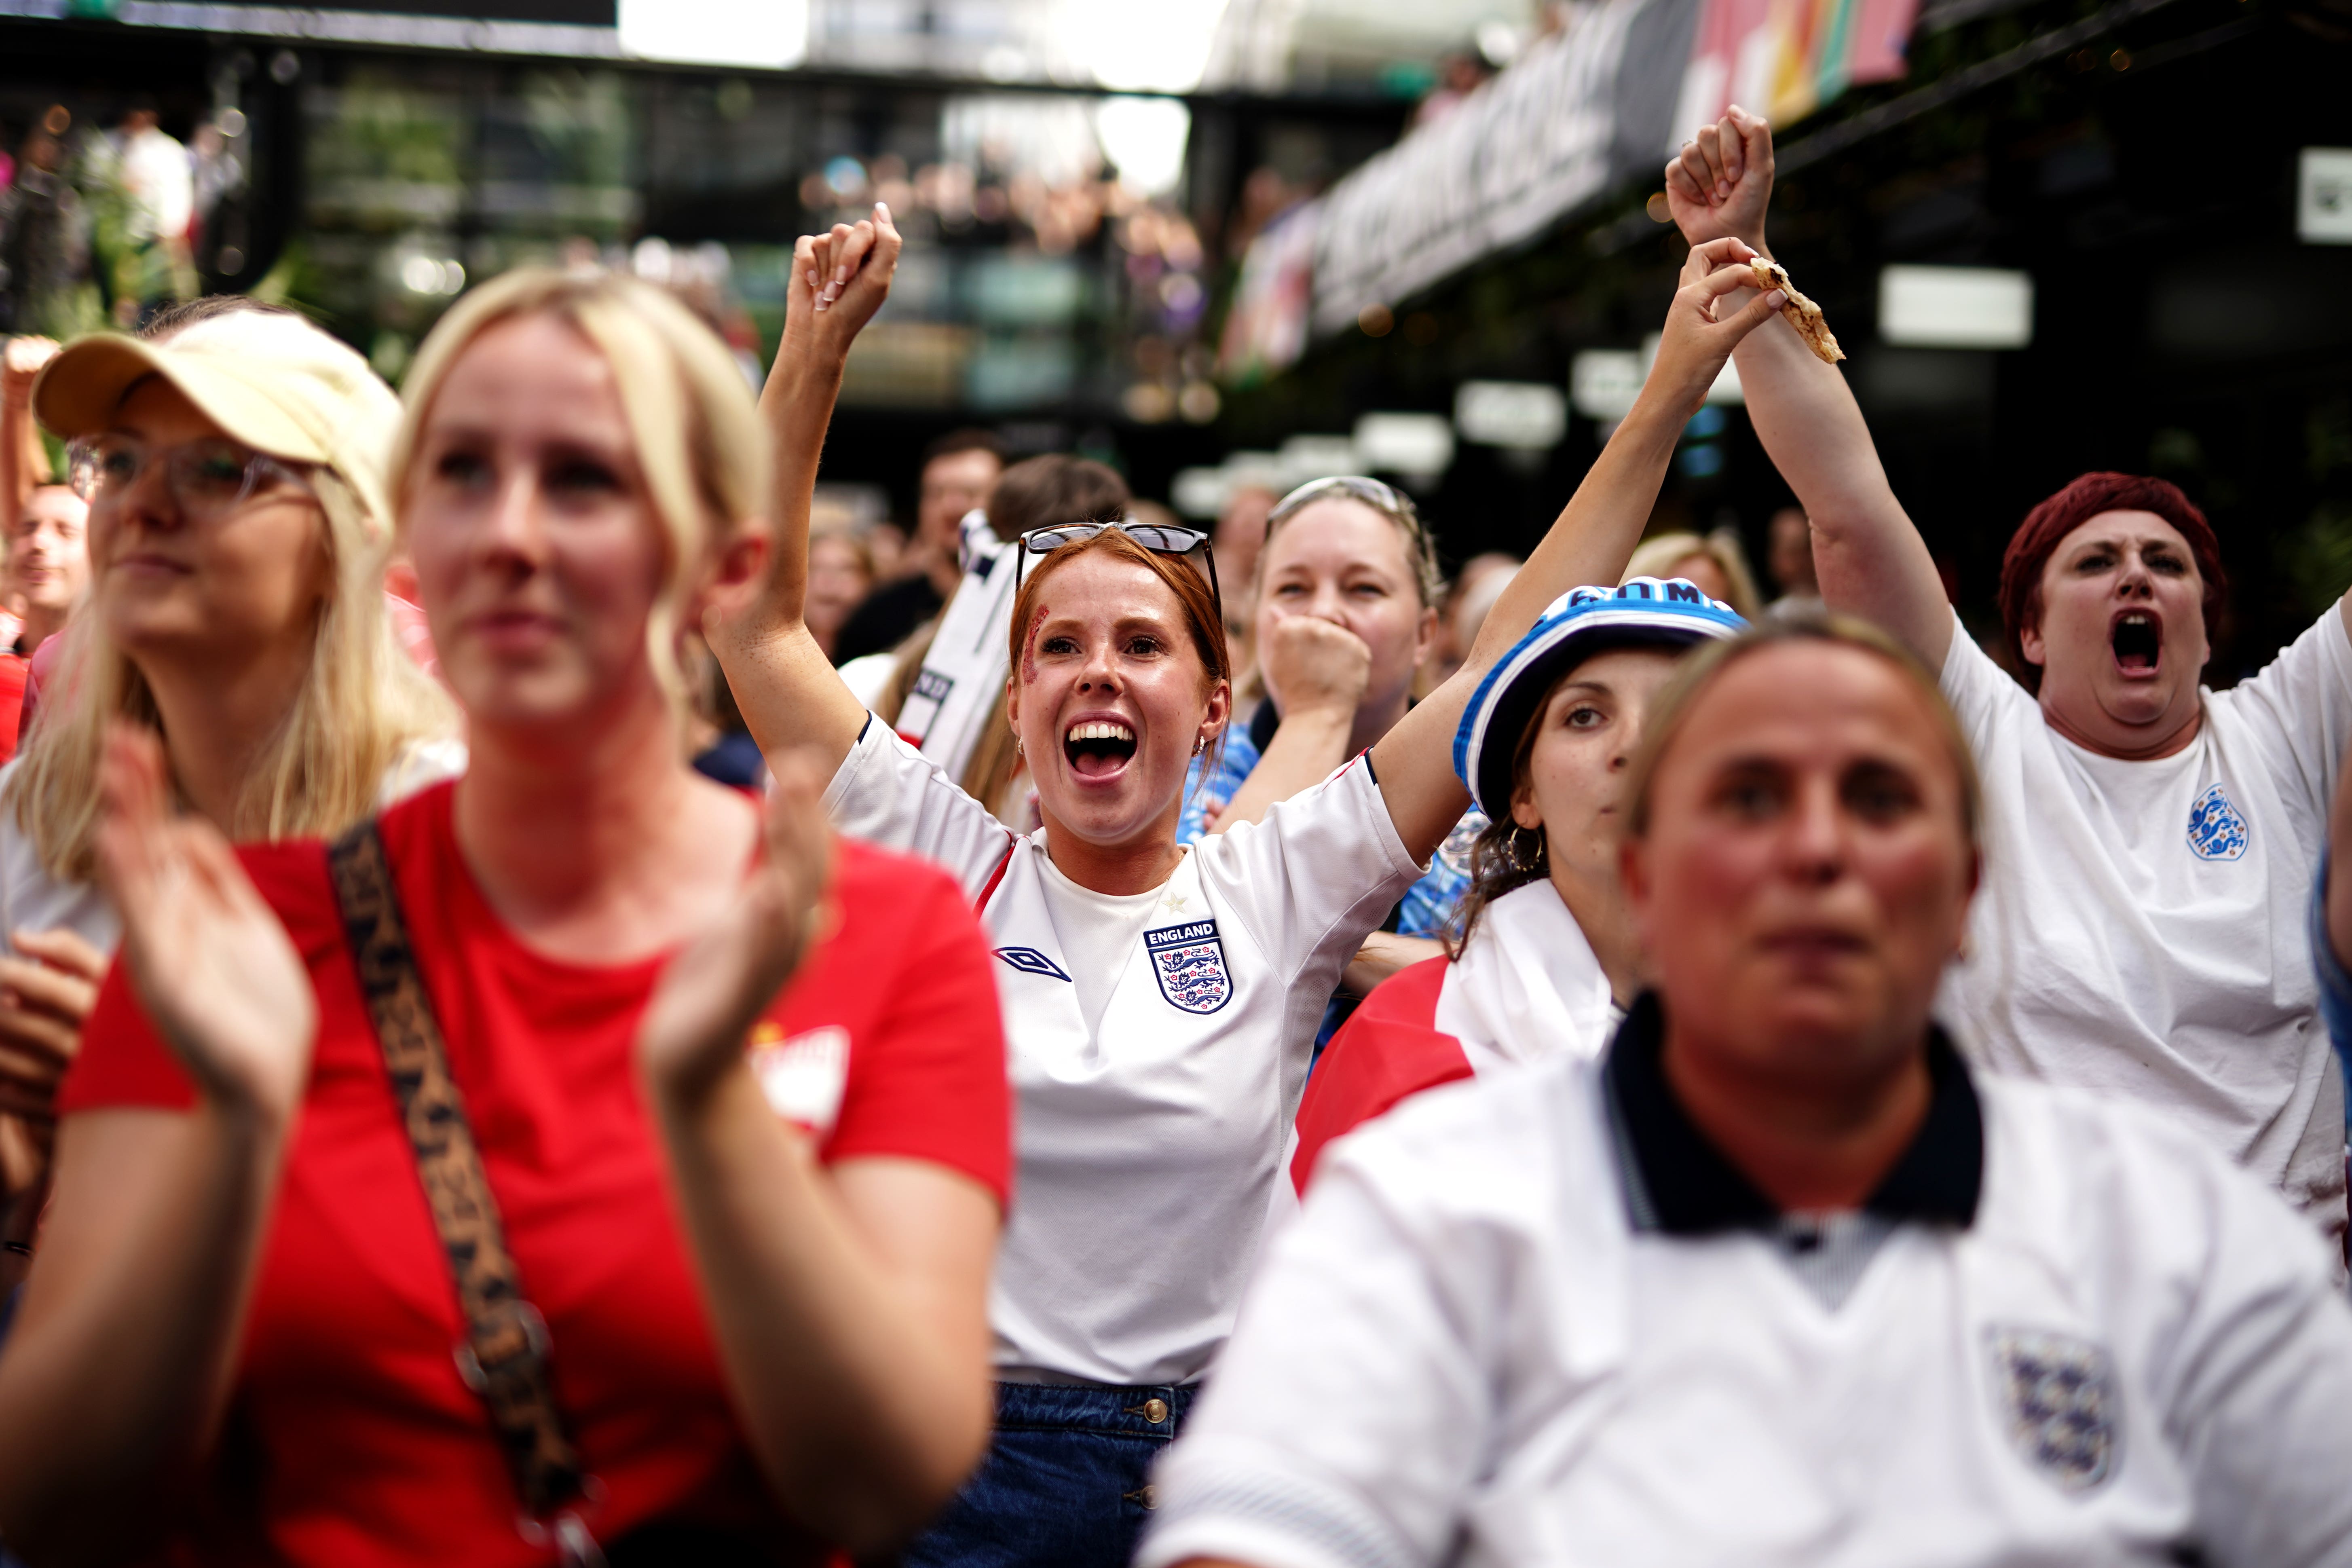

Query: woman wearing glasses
[[712, 207, 1794, 1568], [0, 300, 457, 1289]]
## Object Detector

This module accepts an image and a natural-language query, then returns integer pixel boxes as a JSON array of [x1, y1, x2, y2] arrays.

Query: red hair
[[1997, 472, 2225, 693], [1007, 528, 1231, 695]]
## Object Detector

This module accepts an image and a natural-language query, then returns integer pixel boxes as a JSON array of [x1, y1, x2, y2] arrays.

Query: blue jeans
[[902, 1380, 1197, 1568]]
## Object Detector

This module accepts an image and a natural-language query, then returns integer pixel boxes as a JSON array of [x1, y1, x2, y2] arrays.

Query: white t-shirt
[[0, 737, 468, 961], [826, 718, 1424, 1386], [1143, 1054, 2352, 1568], [1937, 608, 2352, 1239]]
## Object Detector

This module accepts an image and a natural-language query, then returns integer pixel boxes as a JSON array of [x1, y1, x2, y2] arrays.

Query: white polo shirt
[[1936, 608, 2352, 1242], [826, 718, 1423, 1386], [1142, 1000, 2352, 1568]]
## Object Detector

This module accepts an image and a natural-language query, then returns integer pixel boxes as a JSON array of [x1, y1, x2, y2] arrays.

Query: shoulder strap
[[326, 820, 589, 1524]]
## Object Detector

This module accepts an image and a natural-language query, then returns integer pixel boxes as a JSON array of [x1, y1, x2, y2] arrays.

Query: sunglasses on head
[[1265, 475, 1424, 541], [1012, 519, 1222, 622]]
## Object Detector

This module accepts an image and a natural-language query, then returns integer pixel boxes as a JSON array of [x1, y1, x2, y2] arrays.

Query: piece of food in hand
[[1748, 258, 1844, 365]]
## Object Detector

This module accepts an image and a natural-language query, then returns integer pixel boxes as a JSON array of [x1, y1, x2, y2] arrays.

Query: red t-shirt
[[0, 651, 27, 762], [1289, 956, 1472, 1196], [58, 780, 1011, 1567]]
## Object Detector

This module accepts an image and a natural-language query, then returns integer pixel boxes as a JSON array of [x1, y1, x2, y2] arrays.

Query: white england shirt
[[1143, 1033, 2352, 1568], [825, 718, 1423, 1386], [1936, 608, 2352, 1242]]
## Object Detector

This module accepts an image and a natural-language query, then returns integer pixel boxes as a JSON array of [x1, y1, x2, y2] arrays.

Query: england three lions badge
[[1986, 1327, 2120, 1494], [1145, 920, 1232, 1014], [2186, 782, 2248, 861]]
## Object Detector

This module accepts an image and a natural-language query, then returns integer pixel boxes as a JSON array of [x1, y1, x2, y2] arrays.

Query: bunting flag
[[1671, 0, 1920, 146]]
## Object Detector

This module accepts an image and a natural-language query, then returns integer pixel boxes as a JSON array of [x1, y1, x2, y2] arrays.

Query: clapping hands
[[638, 752, 836, 1108], [91, 724, 316, 1121]]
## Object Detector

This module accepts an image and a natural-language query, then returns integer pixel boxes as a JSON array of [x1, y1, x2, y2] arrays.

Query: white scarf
[[1434, 877, 1622, 1073]]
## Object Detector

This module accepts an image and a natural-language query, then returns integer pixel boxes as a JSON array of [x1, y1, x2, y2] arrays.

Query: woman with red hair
[[714, 207, 1789, 1568], [1666, 108, 2349, 1255]]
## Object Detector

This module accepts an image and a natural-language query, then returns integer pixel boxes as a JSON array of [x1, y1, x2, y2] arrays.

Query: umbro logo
[[994, 946, 1071, 981]]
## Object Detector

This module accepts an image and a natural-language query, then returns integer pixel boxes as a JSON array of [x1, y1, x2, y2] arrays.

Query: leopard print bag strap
[[327, 820, 594, 1537]]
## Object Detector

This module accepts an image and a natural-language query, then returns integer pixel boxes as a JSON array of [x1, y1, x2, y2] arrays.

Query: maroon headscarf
[[1997, 472, 2226, 693]]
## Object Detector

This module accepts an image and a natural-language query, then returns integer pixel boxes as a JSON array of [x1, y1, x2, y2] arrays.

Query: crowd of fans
[[0, 104, 2344, 1568]]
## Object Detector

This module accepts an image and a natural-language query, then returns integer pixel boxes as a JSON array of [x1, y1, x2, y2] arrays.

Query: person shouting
[[711, 203, 1789, 1568], [1671, 106, 2351, 1252]]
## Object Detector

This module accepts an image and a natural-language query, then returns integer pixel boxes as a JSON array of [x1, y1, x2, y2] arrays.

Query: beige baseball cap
[[30, 308, 404, 538]]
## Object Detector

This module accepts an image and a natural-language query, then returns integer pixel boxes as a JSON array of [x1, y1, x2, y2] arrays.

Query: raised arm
[[0, 727, 317, 1563], [1667, 109, 1952, 669], [1366, 238, 1786, 860], [638, 757, 999, 1554], [708, 207, 904, 778]]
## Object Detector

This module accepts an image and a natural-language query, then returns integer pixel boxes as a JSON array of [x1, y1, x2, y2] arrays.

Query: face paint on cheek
[[1021, 604, 1048, 685]]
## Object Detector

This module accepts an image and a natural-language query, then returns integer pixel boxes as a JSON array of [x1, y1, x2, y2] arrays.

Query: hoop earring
[[1507, 825, 1545, 874]]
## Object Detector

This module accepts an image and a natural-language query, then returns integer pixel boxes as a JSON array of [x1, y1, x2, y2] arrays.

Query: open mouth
[[1065, 721, 1138, 779], [2111, 611, 2161, 675]]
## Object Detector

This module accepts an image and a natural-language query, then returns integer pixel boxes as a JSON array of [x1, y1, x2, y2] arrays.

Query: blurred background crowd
[[2, 0, 2349, 694]]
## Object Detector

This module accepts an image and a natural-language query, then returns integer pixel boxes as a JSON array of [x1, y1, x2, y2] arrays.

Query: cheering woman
[[1145, 617, 2352, 1568], [712, 205, 1789, 1568], [0, 270, 1011, 1565], [1671, 108, 2351, 1248]]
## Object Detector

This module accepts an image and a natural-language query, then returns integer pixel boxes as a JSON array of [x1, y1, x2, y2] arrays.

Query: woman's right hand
[[1260, 614, 1374, 722], [776, 203, 903, 376], [1636, 237, 1787, 421], [91, 725, 317, 1122]]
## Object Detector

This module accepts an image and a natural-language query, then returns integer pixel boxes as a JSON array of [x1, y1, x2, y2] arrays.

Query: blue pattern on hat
[[1454, 579, 1748, 818]]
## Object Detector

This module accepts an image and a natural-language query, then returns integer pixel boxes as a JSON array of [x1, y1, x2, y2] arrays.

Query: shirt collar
[[1601, 991, 1983, 1236]]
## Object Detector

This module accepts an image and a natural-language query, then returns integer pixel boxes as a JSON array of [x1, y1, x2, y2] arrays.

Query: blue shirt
[[1178, 702, 1486, 941]]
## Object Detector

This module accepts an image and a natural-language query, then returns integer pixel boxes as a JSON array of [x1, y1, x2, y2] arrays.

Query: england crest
[[1986, 1327, 2120, 1494], [1145, 920, 1232, 1014], [2185, 782, 2248, 861]]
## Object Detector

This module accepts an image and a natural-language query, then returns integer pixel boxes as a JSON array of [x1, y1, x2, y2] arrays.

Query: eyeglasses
[[67, 434, 313, 519], [1013, 519, 1222, 621]]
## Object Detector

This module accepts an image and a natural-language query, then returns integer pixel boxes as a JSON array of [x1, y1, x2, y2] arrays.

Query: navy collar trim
[[1601, 992, 1983, 1235]]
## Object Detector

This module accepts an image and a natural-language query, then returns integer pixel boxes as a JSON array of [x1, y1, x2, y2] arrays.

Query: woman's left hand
[[1638, 236, 1788, 419], [639, 753, 837, 1108]]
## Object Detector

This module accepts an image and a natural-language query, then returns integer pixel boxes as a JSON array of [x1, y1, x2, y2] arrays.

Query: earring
[[1507, 825, 1545, 873], [1015, 737, 1025, 756], [1192, 737, 1205, 757]]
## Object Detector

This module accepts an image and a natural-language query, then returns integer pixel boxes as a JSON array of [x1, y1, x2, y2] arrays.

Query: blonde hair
[[1623, 528, 1764, 621], [389, 266, 770, 718], [8, 467, 456, 879]]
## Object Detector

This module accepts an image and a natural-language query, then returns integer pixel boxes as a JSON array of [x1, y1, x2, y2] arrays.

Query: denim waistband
[[991, 1378, 1198, 1438]]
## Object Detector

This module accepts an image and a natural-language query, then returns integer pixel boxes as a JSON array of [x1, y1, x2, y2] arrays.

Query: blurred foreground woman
[[1143, 618, 2352, 1568], [0, 270, 1010, 1566]]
